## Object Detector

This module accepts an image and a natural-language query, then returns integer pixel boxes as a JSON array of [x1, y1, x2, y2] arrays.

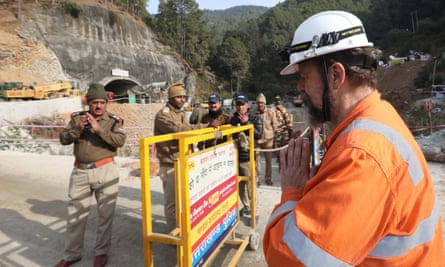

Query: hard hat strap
[[329, 54, 377, 70], [320, 56, 331, 122]]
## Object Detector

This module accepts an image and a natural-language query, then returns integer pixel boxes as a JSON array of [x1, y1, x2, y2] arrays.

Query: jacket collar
[[325, 90, 380, 149]]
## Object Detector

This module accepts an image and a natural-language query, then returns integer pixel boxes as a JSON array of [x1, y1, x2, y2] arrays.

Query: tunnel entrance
[[100, 76, 140, 103]]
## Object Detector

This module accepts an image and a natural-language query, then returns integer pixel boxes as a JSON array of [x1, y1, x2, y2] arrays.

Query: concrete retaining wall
[[0, 98, 82, 123]]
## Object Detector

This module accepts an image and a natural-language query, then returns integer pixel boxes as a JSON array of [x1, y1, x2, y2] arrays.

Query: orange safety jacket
[[263, 91, 445, 266]]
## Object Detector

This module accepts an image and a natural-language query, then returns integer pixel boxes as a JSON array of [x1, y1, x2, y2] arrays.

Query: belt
[[74, 157, 113, 169]]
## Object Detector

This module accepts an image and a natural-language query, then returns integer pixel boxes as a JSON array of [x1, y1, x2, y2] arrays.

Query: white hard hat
[[280, 10, 373, 75]]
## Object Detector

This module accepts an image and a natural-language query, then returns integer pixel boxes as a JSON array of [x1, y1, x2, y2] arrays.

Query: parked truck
[[0, 81, 80, 101], [31, 82, 78, 99]]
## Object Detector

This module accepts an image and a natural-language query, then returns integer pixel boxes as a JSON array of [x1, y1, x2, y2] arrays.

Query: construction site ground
[[0, 151, 284, 267], [0, 151, 444, 267]]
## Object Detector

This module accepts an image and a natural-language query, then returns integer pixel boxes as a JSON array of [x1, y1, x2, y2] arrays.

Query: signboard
[[187, 143, 238, 267], [423, 100, 433, 112], [111, 68, 129, 77]]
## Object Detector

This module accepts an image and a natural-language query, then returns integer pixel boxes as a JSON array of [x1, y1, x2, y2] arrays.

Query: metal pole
[[428, 110, 433, 135], [432, 58, 438, 86]]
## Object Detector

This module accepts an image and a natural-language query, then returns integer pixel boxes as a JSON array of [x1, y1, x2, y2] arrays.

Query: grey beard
[[301, 92, 325, 128]]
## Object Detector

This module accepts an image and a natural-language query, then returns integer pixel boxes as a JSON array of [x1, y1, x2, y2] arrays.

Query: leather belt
[[74, 157, 113, 169]]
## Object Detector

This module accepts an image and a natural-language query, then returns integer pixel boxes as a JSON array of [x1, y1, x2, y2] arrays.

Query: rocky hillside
[[0, 1, 433, 103], [0, 1, 188, 92], [377, 61, 428, 112]]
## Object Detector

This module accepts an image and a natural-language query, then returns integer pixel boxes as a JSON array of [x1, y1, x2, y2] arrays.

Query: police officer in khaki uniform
[[253, 93, 279, 186], [55, 83, 126, 267], [154, 81, 219, 232]]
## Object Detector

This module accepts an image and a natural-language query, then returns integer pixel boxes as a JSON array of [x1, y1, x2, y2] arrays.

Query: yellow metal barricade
[[139, 124, 259, 267]]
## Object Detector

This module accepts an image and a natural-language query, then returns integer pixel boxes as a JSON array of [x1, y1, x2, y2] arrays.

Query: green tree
[[155, 0, 210, 69], [216, 34, 250, 95]]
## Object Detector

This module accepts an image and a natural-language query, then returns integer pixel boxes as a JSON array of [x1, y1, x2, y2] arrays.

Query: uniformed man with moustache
[[55, 83, 126, 267]]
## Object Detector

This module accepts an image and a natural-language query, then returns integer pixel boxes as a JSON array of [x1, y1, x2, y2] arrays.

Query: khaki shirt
[[154, 102, 204, 164], [254, 108, 278, 143], [59, 111, 126, 163], [199, 110, 231, 148]]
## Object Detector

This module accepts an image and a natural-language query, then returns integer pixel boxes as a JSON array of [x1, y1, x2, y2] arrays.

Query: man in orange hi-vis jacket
[[263, 10, 445, 266]]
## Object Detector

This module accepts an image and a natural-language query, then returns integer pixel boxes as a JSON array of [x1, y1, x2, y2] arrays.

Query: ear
[[330, 62, 346, 90]]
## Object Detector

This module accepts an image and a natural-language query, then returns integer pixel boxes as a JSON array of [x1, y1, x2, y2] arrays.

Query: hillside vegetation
[[147, 0, 445, 102], [1, 0, 444, 132]]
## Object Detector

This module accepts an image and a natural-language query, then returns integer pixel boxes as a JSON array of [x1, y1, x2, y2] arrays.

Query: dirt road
[[0, 151, 444, 267]]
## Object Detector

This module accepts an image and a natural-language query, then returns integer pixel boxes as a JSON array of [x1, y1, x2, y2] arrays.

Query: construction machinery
[[31, 82, 78, 99], [0, 81, 80, 100], [0, 82, 34, 100]]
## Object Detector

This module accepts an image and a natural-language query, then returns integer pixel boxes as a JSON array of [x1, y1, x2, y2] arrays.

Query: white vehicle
[[222, 98, 234, 114]]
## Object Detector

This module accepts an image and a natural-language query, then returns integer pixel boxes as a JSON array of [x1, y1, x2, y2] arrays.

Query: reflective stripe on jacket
[[263, 91, 445, 266]]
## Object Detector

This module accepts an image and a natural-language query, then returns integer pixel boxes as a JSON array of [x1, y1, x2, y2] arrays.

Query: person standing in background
[[55, 83, 126, 267], [230, 94, 263, 216], [154, 81, 220, 232], [272, 95, 293, 148], [253, 93, 278, 186], [189, 101, 208, 124], [272, 95, 293, 164], [198, 93, 231, 148]]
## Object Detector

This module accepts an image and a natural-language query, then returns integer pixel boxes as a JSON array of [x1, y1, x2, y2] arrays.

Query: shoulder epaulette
[[71, 111, 87, 118], [109, 113, 124, 125]]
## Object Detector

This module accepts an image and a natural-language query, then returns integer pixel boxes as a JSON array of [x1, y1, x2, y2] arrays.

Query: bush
[[64, 2, 82, 18]]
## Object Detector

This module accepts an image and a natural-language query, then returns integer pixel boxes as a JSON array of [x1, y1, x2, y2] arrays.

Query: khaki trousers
[[255, 138, 274, 183], [238, 161, 251, 211], [159, 163, 176, 232], [63, 162, 119, 261]]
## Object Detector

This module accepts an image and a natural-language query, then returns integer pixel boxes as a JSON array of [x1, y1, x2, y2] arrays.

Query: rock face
[[416, 129, 445, 163], [16, 3, 187, 90]]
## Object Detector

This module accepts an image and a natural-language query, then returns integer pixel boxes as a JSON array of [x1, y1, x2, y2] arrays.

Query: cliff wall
[[1, 2, 187, 91]]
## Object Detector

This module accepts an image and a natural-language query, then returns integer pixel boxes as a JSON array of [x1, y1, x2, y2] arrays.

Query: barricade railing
[[139, 124, 259, 267]]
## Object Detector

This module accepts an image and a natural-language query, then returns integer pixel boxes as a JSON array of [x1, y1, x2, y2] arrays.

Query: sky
[[147, 0, 283, 14]]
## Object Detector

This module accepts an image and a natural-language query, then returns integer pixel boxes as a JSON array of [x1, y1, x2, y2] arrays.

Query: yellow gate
[[139, 124, 259, 267]]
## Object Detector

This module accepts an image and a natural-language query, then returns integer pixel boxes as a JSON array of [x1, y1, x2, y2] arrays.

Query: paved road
[[0, 151, 282, 267], [1, 151, 444, 267]]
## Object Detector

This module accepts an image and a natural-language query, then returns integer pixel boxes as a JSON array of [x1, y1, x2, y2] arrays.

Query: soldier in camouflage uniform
[[55, 83, 126, 267], [272, 95, 293, 162]]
